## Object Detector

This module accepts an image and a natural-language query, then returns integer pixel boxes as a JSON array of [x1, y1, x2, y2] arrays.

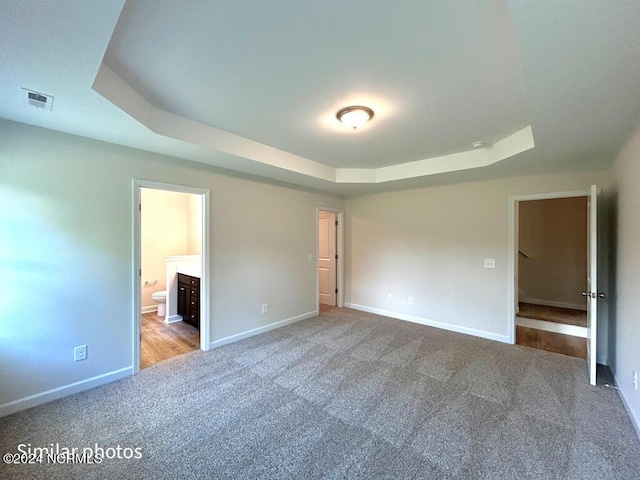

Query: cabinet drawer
[[177, 273, 200, 289], [185, 312, 200, 329]]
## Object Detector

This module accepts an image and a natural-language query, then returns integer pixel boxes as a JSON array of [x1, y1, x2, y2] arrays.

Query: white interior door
[[318, 211, 336, 306], [514, 202, 520, 315], [585, 184, 599, 385]]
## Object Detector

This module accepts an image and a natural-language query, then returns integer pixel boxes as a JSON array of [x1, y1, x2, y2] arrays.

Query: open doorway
[[133, 180, 210, 373], [507, 185, 606, 385], [515, 196, 588, 359], [318, 210, 337, 309], [317, 208, 344, 312]]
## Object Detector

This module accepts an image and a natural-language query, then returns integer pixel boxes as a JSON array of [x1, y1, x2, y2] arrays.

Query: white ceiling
[[105, 0, 529, 169], [1, 1, 639, 195]]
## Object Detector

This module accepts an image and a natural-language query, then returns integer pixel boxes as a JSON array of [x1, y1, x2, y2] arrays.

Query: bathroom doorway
[[133, 180, 210, 372], [317, 207, 344, 312]]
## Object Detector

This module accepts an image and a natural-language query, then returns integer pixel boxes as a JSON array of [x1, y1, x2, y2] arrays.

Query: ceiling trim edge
[[93, 63, 534, 185]]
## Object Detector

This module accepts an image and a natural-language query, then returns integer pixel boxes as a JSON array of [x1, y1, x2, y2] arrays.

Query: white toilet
[[151, 290, 167, 317]]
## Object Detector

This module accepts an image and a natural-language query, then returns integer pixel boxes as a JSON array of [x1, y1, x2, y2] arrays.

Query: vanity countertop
[[176, 264, 201, 278]]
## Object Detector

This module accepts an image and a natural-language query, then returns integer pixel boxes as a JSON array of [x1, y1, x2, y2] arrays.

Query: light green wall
[[612, 122, 640, 435], [0, 119, 342, 411], [345, 169, 612, 354]]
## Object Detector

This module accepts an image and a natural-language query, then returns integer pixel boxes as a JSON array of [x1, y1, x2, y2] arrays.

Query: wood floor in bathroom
[[140, 312, 200, 369]]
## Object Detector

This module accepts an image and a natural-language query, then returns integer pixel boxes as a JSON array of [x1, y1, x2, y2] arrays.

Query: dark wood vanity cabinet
[[177, 273, 200, 330]]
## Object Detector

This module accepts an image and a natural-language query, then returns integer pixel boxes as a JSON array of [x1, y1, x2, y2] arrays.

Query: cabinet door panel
[[177, 274, 201, 330], [177, 283, 188, 317]]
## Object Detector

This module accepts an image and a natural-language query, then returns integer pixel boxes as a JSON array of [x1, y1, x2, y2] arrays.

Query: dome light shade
[[336, 106, 374, 130]]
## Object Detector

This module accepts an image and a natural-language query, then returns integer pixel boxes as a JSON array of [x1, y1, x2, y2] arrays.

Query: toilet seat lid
[[151, 290, 167, 299]]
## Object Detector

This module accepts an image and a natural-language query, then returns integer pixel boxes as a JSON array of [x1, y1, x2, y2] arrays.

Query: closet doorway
[[317, 208, 344, 311]]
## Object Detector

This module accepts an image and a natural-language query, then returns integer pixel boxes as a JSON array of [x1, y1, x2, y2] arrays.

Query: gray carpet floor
[[1, 307, 639, 479]]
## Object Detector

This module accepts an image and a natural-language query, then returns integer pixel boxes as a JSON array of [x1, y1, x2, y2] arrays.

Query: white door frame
[[132, 179, 211, 373], [507, 189, 589, 344], [317, 207, 345, 309], [586, 185, 600, 385]]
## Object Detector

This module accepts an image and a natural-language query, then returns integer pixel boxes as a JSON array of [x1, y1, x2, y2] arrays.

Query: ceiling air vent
[[22, 88, 54, 111]]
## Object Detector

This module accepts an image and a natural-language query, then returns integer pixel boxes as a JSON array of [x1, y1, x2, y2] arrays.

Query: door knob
[[582, 291, 605, 299]]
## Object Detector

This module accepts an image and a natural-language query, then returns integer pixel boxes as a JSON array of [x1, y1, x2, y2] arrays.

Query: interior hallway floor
[[518, 303, 587, 327], [319, 303, 339, 313], [141, 312, 200, 369], [516, 326, 587, 359], [516, 303, 587, 359]]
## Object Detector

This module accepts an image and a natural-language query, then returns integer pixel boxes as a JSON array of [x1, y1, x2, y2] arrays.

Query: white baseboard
[[613, 372, 640, 441], [0, 367, 133, 418], [165, 314, 182, 324], [141, 305, 158, 314], [516, 316, 587, 338], [344, 303, 510, 344], [522, 298, 587, 311], [209, 310, 318, 349]]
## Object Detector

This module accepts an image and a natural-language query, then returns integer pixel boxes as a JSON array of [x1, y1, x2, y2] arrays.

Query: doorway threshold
[[516, 316, 587, 338]]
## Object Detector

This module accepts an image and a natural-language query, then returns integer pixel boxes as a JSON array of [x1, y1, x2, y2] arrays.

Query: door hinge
[[139, 204, 141, 212], [335, 220, 338, 226], [140, 333, 142, 342], [335, 254, 338, 260], [139, 268, 142, 277], [335, 288, 338, 294]]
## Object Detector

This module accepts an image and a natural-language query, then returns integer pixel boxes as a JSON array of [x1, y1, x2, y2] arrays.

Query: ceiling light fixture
[[336, 106, 374, 130]]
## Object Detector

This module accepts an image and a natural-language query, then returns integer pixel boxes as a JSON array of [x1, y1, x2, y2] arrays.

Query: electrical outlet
[[74, 345, 87, 362], [387, 293, 393, 301], [307, 253, 313, 261], [484, 259, 496, 269], [408, 297, 414, 305], [261, 304, 268, 314], [633, 371, 638, 390]]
